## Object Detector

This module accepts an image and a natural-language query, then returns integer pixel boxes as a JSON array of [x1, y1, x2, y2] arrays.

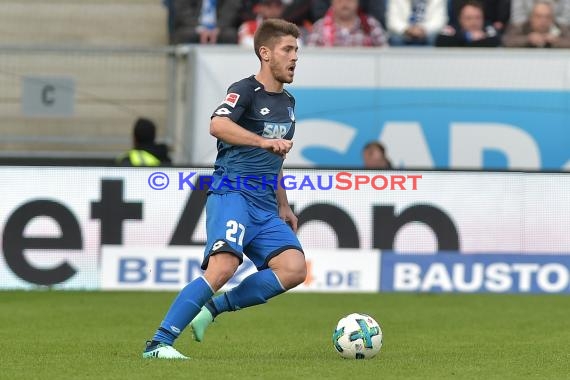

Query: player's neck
[[255, 72, 283, 93]]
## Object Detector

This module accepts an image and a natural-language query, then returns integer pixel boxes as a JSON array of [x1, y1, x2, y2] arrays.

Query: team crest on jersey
[[288, 107, 295, 121], [223, 93, 240, 108]]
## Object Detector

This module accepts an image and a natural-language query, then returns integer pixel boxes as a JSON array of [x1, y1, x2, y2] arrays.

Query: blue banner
[[380, 253, 570, 294], [294, 88, 570, 170]]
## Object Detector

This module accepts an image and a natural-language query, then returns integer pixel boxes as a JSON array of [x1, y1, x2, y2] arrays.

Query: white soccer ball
[[332, 313, 383, 359]]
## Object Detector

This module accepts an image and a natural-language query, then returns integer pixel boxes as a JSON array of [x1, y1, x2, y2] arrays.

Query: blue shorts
[[202, 192, 303, 270]]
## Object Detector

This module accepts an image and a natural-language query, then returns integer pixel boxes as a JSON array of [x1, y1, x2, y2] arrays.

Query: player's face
[[269, 35, 299, 84]]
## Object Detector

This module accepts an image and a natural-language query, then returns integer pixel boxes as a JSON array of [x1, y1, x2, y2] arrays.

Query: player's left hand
[[279, 205, 298, 233], [261, 139, 293, 157]]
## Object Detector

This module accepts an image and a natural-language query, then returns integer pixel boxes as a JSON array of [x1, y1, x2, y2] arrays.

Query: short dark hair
[[133, 118, 156, 145], [363, 141, 386, 154], [253, 18, 300, 61]]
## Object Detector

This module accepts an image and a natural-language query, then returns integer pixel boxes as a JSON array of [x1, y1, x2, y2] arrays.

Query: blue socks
[[151, 270, 286, 346], [152, 276, 214, 346], [205, 269, 285, 318]]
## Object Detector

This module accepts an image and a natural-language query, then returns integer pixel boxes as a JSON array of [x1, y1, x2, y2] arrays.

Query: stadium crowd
[[165, 0, 570, 48]]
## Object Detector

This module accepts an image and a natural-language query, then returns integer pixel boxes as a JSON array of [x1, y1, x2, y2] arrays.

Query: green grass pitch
[[1, 291, 569, 380]]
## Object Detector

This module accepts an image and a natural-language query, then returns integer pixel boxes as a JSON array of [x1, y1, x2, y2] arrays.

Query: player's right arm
[[212, 81, 293, 156], [210, 116, 292, 156]]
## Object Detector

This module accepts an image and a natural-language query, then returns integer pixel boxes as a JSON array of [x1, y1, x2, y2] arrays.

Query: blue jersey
[[209, 75, 296, 212]]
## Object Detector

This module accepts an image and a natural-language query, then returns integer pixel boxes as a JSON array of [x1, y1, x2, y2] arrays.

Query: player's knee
[[204, 254, 240, 291], [280, 260, 306, 289], [205, 266, 237, 291], [220, 265, 239, 282], [289, 263, 306, 288], [270, 250, 306, 289]]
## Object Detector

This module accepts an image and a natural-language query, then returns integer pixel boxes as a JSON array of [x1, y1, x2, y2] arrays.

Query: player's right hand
[[261, 139, 293, 157]]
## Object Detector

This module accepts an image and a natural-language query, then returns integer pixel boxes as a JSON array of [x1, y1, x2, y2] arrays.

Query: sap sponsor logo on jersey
[[262, 122, 292, 139], [223, 93, 240, 108], [381, 253, 570, 294]]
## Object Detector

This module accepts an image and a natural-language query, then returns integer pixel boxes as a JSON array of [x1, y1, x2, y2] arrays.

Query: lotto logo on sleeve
[[215, 108, 232, 116], [224, 93, 240, 107]]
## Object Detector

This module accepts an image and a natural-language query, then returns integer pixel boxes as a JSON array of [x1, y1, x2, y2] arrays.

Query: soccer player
[[143, 18, 306, 359]]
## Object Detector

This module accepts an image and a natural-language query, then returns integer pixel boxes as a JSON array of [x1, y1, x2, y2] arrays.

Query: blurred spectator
[[170, 0, 241, 44], [511, 0, 570, 26], [386, 0, 448, 46], [282, 0, 320, 33], [117, 118, 172, 167], [163, 0, 176, 36], [239, 0, 286, 47], [242, 0, 317, 35], [313, 0, 387, 27], [503, 0, 570, 47], [362, 141, 392, 169], [307, 0, 388, 46], [436, 0, 501, 47], [449, 0, 511, 33]]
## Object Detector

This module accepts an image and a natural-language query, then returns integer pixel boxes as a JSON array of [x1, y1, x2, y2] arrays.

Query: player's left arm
[[277, 169, 298, 232]]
